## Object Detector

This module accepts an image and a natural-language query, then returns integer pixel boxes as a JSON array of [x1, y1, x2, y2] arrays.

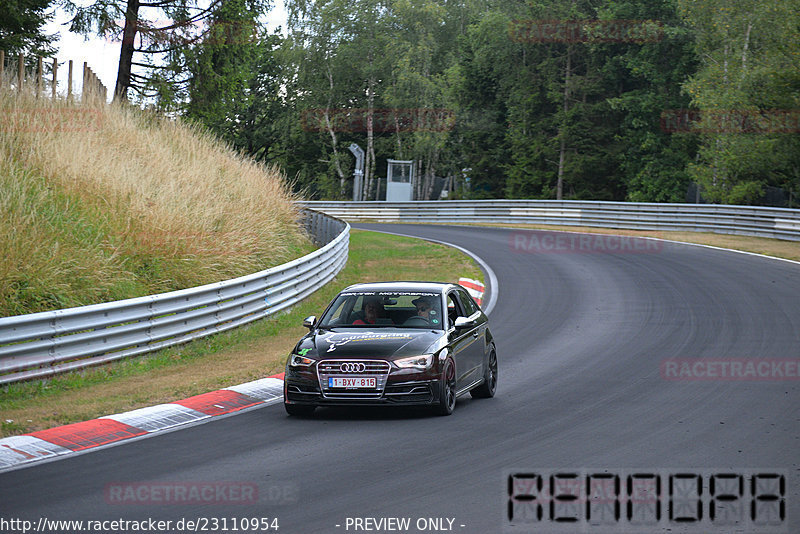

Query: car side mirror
[[303, 316, 317, 330], [454, 316, 475, 329]]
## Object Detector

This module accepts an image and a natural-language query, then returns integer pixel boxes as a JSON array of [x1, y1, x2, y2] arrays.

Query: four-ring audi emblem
[[340, 362, 366, 373]]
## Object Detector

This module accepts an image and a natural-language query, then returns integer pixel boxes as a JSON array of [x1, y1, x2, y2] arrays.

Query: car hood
[[304, 328, 442, 360]]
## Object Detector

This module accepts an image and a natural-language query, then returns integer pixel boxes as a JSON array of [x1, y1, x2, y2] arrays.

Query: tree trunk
[[423, 149, 438, 200], [324, 110, 347, 195], [415, 159, 422, 200], [324, 67, 346, 195], [366, 72, 376, 200], [394, 112, 404, 159], [114, 0, 140, 102], [556, 45, 572, 200], [739, 20, 752, 89]]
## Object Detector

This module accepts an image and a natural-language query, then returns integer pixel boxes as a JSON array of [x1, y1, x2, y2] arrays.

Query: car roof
[[340, 281, 457, 294]]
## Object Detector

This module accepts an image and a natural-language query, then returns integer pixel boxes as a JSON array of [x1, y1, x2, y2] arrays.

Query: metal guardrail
[[299, 200, 800, 242], [0, 210, 349, 384], [3, 200, 797, 384]]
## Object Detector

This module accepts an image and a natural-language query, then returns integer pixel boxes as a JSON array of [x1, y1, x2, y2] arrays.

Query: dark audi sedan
[[283, 282, 497, 416]]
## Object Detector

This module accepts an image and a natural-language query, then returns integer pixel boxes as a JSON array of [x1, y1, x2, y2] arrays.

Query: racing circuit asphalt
[[1, 223, 798, 533]]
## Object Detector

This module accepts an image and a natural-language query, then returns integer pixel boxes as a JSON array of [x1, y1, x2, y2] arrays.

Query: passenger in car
[[353, 298, 393, 325]]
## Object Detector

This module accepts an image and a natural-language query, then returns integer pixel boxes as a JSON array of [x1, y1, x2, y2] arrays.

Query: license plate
[[328, 376, 376, 389]]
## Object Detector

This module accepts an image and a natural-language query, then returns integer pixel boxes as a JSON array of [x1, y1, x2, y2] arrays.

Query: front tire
[[434, 358, 457, 416], [470, 348, 497, 399]]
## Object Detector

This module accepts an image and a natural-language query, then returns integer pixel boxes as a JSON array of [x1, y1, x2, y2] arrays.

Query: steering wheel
[[403, 316, 430, 326]]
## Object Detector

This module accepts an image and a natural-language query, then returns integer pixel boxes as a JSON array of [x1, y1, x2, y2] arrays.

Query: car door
[[455, 287, 488, 385], [446, 289, 483, 390]]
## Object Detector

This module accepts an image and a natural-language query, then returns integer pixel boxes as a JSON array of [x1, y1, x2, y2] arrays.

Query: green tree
[[383, 0, 453, 200], [286, 0, 376, 197], [498, 0, 624, 199], [451, 9, 513, 198], [177, 0, 797, 205], [63, 0, 270, 103], [184, 0, 266, 141], [602, 0, 699, 202], [0, 0, 56, 56], [678, 0, 800, 204]]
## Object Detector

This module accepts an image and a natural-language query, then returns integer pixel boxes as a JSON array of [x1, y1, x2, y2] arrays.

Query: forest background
[[4, 0, 799, 205]]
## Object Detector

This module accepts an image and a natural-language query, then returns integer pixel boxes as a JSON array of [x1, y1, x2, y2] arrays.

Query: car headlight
[[289, 353, 316, 367], [395, 354, 433, 370]]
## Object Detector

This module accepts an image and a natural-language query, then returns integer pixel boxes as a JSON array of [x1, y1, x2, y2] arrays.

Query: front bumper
[[284, 365, 441, 407]]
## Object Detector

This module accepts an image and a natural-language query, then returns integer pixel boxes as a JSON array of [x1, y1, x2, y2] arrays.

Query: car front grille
[[317, 360, 391, 398]]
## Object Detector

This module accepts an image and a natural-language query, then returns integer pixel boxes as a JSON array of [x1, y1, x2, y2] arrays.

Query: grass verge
[[0, 229, 483, 437]]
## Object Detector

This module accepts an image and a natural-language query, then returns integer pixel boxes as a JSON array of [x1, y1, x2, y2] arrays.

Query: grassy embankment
[[0, 88, 310, 317]]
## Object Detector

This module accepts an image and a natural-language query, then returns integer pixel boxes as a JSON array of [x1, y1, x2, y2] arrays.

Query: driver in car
[[412, 296, 435, 322]]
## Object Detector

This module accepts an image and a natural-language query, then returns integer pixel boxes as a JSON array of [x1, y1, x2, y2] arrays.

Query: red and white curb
[[458, 278, 485, 307], [0, 374, 285, 473]]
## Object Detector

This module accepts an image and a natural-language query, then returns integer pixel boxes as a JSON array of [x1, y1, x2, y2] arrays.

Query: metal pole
[[348, 143, 365, 201], [0, 50, 4, 90]]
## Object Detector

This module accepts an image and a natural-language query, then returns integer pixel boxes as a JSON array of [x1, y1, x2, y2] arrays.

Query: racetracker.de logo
[[510, 231, 663, 254], [300, 108, 456, 133], [661, 359, 800, 381], [660, 109, 800, 134], [104, 482, 258, 505], [509, 19, 663, 43]]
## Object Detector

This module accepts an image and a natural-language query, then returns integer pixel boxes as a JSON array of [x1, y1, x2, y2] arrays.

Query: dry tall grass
[[0, 87, 311, 316]]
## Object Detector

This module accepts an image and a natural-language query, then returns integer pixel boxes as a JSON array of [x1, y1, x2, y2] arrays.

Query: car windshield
[[318, 291, 444, 329]]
